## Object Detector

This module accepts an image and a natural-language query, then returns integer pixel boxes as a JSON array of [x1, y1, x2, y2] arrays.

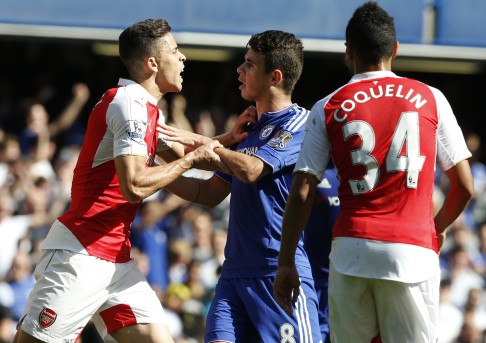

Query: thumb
[[292, 283, 300, 304]]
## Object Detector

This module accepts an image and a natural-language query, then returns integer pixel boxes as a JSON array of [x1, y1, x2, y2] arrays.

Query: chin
[[241, 93, 254, 102], [164, 85, 182, 94]]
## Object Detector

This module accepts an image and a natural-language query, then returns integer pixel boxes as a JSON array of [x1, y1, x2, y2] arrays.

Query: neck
[[255, 96, 293, 118], [354, 60, 392, 74]]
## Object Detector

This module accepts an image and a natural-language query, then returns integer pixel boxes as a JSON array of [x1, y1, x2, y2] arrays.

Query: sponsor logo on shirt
[[237, 146, 258, 156], [126, 120, 147, 143], [39, 307, 57, 328], [326, 196, 340, 206], [259, 125, 274, 140], [317, 177, 332, 189], [268, 130, 293, 149]]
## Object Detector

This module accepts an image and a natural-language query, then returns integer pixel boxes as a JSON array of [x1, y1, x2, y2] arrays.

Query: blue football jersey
[[216, 104, 312, 279]]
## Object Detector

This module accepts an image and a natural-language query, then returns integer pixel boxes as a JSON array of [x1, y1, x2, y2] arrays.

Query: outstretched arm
[[158, 106, 257, 150], [273, 172, 319, 316], [115, 140, 223, 203], [49, 83, 90, 137], [214, 147, 271, 183], [164, 173, 231, 208]]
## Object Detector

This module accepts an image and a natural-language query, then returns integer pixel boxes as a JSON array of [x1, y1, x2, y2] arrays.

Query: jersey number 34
[[343, 111, 426, 194]]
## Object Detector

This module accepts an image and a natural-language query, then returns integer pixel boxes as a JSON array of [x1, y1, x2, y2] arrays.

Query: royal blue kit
[[206, 104, 322, 343]]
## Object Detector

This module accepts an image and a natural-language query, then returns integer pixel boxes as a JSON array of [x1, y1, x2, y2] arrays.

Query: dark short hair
[[345, 1, 396, 65], [119, 19, 172, 69], [247, 30, 304, 94]]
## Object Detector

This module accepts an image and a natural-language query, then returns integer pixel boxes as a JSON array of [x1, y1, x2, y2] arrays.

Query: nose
[[236, 63, 243, 74], [180, 52, 186, 62]]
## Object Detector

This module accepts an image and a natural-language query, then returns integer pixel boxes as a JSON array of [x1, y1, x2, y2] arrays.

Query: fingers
[[273, 286, 295, 317], [273, 270, 300, 317], [245, 105, 257, 115], [209, 140, 223, 149], [437, 231, 446, 251], [292, 285, 300, 304], [157, 123, 177, 135], [243, 106, 257, 122]]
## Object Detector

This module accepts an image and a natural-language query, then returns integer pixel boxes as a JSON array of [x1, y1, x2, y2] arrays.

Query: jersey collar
[[117, 78, 159, 106], [350, 71, 397, 83]]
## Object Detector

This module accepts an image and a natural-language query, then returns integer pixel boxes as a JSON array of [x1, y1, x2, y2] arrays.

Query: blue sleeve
[[256, 127, 306, 173]]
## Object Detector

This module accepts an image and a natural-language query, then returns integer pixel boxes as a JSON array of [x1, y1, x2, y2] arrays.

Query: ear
[[146, 56, 158, 72], [270, 69, 283, 87], [345, 42, 353, 61], [391, 41, 399, 60]]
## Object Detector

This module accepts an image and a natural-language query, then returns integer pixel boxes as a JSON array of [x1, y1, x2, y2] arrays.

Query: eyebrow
[[245, 54, 255, 64]]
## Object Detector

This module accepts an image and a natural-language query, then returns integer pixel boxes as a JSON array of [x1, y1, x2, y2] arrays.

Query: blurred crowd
[[0, 79, 485, 343]]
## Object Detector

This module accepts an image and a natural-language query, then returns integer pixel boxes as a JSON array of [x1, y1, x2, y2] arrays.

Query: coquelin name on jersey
[[334, 83, 427, 122]]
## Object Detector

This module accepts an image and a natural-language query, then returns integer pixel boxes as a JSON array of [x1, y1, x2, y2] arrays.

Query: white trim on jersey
[[284, 107, 309, 133], [295, 285, 314, 343]]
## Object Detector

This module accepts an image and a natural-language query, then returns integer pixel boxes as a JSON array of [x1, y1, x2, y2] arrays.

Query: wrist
[[179, 154, 195, 170]]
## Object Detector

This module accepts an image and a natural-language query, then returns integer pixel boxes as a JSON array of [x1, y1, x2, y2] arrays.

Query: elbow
[[455, 180, 474, 209], [461, 172, 474, 203], [120, 186, 144, 204], [463, 183, 474, 203], [239, 176, 255, 184], [238, 168, 261, 184], [199, 198, 220, 209]]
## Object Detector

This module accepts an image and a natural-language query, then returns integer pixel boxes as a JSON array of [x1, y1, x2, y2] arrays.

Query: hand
[[191, 140, 224, 171], [158, 124, 211, 149], [437, 231, 446, 251], [72, 83, 90, 103], [273, 265, 301, 317], [230, 106, 257, 143]]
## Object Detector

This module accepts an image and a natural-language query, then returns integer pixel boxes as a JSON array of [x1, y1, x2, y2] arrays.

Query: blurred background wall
[[0, 0, 485, 151]]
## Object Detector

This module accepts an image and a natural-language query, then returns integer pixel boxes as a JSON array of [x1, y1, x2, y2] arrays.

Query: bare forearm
[[165, 175, 230, 208], [164, 176, 200, 203], [214, 132, 237, 148], [434, 196, 469, 234], [434, 160, 473, 233], [119, 154, 196, 203], [157, 142, 185, 162], [215, 147, 266, 183], [278, 174, 317, 266]]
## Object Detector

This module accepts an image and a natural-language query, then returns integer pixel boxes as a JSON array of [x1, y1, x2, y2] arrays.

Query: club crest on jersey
[[259, 125, 274, 140], [39, 308, 57, 328], [268, 130, 293, 149], [126, 120, 147, 143]]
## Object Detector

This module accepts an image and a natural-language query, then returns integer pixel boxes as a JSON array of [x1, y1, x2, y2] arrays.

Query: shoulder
[[281, 105, 309, 133]]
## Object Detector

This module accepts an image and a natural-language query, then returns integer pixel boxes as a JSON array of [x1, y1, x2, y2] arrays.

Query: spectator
[[200, 228, 227, 290], [6, 251, 35, 321], [0, 305, 14, 343], [438, 279, 464, 343], [18, 83, 90, 156], [168, 238, 193, 285], [190, 210, 214, 263], [445, 245, 484, 309]]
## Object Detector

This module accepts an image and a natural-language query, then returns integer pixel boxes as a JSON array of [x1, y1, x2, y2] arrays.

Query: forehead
[[159, 33, 177, 50], [245, 48, 264, 64]]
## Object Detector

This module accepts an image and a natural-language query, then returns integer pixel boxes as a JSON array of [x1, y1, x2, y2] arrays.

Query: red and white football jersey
[[297, 71, 471, 253], [44, 79, 167, 263]]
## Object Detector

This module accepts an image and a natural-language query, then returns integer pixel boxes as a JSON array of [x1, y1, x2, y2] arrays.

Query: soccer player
[[273, 2, 474, 343], [159, 30, 321, 342], [14, 19, 252, 343], [303, 162, 340, 343]]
